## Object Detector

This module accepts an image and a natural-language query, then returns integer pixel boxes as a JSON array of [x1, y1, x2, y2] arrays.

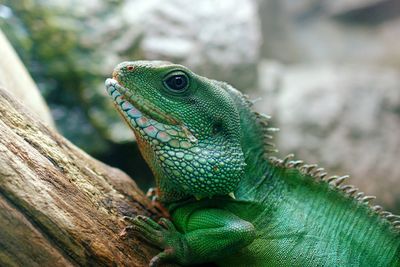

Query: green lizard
[[105, 61, 400, 266]]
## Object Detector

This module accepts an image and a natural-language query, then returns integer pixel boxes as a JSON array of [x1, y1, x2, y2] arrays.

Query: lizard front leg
[[126, 208, 256, 266]]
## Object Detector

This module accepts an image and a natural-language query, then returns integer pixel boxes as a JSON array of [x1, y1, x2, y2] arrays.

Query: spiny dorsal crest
[[242, 94, 279, 157], [269, 154, 400, 233]]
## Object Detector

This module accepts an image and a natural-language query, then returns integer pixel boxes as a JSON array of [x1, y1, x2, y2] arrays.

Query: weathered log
[[0, 86, 166, 266]]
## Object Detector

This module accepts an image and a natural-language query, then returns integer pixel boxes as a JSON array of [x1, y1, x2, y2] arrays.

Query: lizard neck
[[219, 81, 276, 196]]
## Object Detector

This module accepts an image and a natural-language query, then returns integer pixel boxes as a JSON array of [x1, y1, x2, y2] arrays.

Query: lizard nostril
[[127, 65, 135, 71]]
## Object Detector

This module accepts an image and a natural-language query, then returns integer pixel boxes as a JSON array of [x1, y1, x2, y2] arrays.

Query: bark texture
[[0, 87, 165, 266]]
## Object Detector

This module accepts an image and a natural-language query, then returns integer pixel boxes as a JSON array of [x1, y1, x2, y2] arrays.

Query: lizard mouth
[[105, 78, 197, 144], [105, 78, 179, 126]]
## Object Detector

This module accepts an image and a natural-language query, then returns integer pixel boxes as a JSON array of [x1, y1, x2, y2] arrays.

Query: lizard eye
[[163, 71, 189, 92]]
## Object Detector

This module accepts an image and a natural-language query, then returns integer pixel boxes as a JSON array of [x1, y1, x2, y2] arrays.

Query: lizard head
[[105, 61, 245, 201]]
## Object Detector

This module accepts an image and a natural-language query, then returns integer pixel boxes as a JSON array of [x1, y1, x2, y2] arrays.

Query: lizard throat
[[105, 78, 198, 146]]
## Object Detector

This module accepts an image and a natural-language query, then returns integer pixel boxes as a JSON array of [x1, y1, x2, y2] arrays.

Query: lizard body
[[105, 61, 400, 266]]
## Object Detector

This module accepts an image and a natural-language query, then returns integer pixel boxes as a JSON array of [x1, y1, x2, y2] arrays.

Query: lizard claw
[[149, 247, 176, 267], [158, 217, 176, 230], [123, 215, 185, 266], [127, 215, 169, 245]]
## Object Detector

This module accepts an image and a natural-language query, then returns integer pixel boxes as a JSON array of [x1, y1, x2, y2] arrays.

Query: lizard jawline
[[105, 78, 197, 145], [105, 78, 178, 126]]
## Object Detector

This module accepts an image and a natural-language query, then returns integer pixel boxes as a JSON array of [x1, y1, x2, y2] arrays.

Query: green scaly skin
[[105, 61, 400, 266]]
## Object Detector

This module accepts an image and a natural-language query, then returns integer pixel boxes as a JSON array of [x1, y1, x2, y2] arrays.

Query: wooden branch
[[0, 87, 167, 266]]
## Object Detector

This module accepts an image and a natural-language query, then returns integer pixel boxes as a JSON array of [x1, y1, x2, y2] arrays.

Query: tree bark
[[0, 87, 166, 266]]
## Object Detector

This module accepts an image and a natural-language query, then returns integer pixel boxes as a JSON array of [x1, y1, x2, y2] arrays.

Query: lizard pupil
[[165, 75, 188, 91]]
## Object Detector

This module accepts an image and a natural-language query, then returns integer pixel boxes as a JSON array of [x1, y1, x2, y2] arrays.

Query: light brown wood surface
[[0, 87, 165, 266]]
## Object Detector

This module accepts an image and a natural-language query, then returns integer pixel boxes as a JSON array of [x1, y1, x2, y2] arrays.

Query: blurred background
[[0, 0, 399, 213]]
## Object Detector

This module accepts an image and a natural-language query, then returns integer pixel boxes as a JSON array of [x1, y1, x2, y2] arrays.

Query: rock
[[255, 61, 400, 213], [257, 0, 299, 63], [327, 0, 399, 22], [122, 0, 261, 90], [257, 0, 400, 66]]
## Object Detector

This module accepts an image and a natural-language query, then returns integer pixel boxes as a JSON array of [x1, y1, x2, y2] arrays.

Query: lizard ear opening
[[212, 120, 224, 135]]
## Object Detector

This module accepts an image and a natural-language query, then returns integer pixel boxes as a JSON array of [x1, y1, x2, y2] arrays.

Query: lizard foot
[[124, 215, 187, 267]]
